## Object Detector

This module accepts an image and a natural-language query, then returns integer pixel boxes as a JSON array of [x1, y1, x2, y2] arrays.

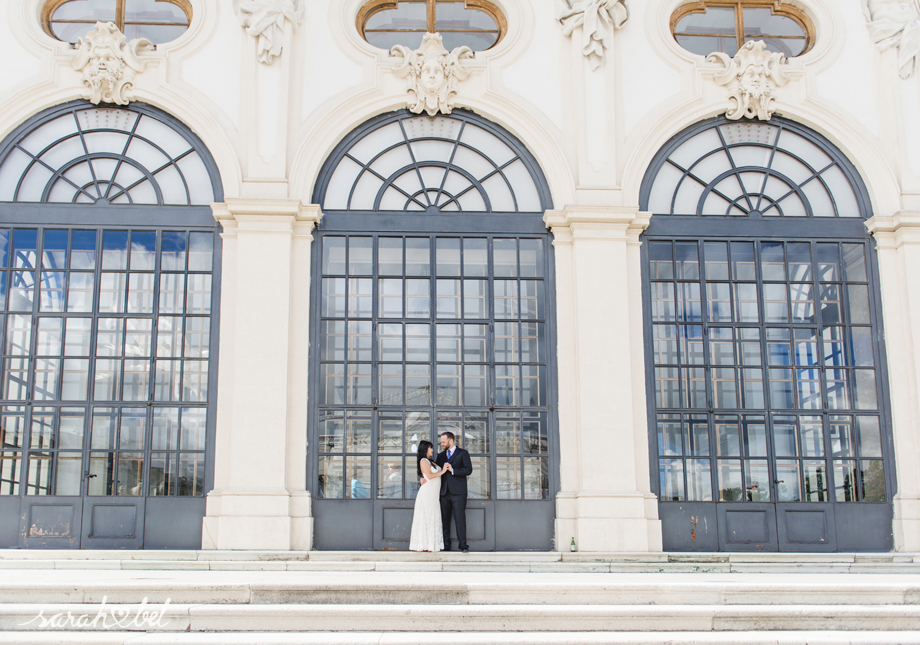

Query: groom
[[435, 431, 473, 553]]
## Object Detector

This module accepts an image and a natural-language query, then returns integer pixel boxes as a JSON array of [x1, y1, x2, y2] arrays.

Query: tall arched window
[[311, 109, 556, 551], [640, 117, 893, 552], [0, 101, 222, 549]]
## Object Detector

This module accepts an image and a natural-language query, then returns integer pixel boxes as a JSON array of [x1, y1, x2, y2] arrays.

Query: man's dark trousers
[[435, 446, 473, 551]]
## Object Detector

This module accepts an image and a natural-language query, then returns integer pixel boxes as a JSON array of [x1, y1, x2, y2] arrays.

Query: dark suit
[[435, 446, 473, 551]]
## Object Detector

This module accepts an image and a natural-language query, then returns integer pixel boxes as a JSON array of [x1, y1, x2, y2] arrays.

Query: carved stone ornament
[[863, 0, 920, 79], [708, 40, 790, 121], [556, 0, 628, 71], [390, 33, 473, 117], [235, 0, 305, 65], [71, 22, 152, 106]]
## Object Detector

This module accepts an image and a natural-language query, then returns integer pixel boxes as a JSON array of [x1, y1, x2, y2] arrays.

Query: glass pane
[[829, 415, 854, 457], [493, 239, 517, 278], [833, 459, 857, 502], [317, 455, 343, 498], [152, 407, 179, 450], [746, 459, 771, 501], [378, 238, 403, 275], [718, 460, 742, 501], [857, 416, 882, 457], [378, 456, 403, 498], [406, 238, 430, 276], [842, 244, 867, 282], [649, 242, 673, 279], [775, 460, 801, 501], [148, 452, 175, 496], [346, 456, 371, 499], [55, 452, 82, 495], [675, 242, 699, 279], [859, 460, 886, 502], [497, 457, 521, 499], [803, 460, 828, 501], [523, 457, 548, 499], [188, 232, 213, 271], [323, 237, 346, 275], [436, 238, 461, 276], [40, 271, 66, 312]]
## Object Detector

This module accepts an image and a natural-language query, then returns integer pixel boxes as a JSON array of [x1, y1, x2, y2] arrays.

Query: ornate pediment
[[71, 22, 152, 106], [390, 33, 473, 117]]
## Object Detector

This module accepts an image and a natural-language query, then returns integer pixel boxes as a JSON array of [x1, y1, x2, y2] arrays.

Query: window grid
[[357, 0, 506, 52], [43, 0, 191, 45], [316, 233, 550, 502], [670, 0, 813, 58], [0, 227, 213, 498], [650, 238, 886, 504]]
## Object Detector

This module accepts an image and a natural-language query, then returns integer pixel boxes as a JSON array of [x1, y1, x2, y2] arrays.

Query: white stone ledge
[[3, 632, 920, 645], [1, 604, 919, 633]]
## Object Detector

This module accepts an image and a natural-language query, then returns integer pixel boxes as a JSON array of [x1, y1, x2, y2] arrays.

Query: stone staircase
[[0, 551, 918, 644]]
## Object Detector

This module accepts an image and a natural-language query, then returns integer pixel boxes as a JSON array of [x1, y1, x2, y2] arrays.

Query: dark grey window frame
[[639, 116, 895, 551], [309, 109, 560, 550], [0, 100, 223, 549]]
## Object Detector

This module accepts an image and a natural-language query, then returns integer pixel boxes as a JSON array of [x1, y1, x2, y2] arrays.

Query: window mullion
[[116, 0, 126, 31], [427, 0, 436, 32]]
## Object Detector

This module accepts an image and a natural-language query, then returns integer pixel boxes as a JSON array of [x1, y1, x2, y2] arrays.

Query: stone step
[[1, 554, 918, 574], [1, 571, 917, 606], [0, 551, 917, 564], [3, 632, 920, 645], [2, 603, 920, 633]]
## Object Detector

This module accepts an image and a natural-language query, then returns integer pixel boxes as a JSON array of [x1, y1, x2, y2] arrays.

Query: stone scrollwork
[[708, 40, 790, 121], [235, 0, 305, 65], [390, 33, 473, 117], [863, 0, 920, 79], [556, 0, 629, 71], [71, 22, 152, 106]]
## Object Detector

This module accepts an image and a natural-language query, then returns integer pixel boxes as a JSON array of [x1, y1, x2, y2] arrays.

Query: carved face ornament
[[739, 63, 771, 99], [420, 57, 447, 95]]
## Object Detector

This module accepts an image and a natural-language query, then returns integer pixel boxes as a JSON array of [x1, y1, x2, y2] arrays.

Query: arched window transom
[[0, 105, 216, 206], [645, 120, 864, 218], [319, 111, 546, 214]]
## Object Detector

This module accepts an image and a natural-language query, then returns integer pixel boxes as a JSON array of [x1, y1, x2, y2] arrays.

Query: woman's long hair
[[416, 440, 433, 478]]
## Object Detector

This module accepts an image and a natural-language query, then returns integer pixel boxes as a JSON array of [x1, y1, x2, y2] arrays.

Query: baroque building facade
[[0, 0, 918, 553]]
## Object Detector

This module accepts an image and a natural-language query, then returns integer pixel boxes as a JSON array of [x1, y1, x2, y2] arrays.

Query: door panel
[[834, 503, 893, 551], [494, 500, 551, 550], [659, 502, 719, 551], [18, 497, 83, 548], [717, 504, 777, 551], [81, 498, 144, 549], [776, 503, 836, 551], [374, 499, 495, 550], [314, 500, 374, 550], [0, 497, 20, 547], [144, 496, 205, 549]]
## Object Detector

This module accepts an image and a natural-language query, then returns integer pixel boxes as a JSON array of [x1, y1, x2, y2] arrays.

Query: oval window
[[671, 1, 813, 58], [358, 0, 505, 52], [43, 0, 191, 45]]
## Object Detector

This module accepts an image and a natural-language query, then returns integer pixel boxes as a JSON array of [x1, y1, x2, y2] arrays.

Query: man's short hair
[[440, 431, 455, 442]]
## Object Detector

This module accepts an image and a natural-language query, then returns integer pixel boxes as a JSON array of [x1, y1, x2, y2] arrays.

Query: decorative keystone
[[557, 0, 628, 71], [71, 22, 152, 105], [708, 40, 790, 121], [236, 0, 305, 65], [390, 33, 473, 117]]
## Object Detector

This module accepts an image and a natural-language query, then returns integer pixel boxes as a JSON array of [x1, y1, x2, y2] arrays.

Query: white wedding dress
[[409, 458, 444, 552]]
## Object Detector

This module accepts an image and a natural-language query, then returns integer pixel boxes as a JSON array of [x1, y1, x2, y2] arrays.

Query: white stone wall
[[1, 0, 919, 551]]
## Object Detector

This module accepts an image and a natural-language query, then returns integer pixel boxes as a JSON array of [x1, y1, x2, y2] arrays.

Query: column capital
[[866, 211, 920, 249], [544, 206, 651, 241], [211, 199, 323, 235]]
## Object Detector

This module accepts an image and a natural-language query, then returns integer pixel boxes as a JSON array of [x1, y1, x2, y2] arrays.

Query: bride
[[409, 440, 452, 552]]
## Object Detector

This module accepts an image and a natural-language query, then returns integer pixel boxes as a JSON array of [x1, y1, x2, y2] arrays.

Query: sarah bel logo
[[19, 596, 171, 629]]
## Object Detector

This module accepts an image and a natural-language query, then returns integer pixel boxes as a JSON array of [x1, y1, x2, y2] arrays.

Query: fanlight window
[[645, 120, 863, 218], [319, 112, 545, 213], [43, 0, 191, 44], [671, 0, 812, 58], [358, 0, 505, 52], [0, 105, 215, 206]]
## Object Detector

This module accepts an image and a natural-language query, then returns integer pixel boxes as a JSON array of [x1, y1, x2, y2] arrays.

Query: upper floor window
[[671, 1, 813, 58], [43, 0, 191, 45], [358, 0, 505, 52]]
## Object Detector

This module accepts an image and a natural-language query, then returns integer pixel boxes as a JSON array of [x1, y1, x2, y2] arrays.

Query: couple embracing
[[409, 431, 472, 553]]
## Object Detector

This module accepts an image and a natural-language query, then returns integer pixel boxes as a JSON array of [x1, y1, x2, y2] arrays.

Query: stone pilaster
[[545, 206, 662, 552], [202, 199, 321, 550], [866, 212, 920, 551]]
